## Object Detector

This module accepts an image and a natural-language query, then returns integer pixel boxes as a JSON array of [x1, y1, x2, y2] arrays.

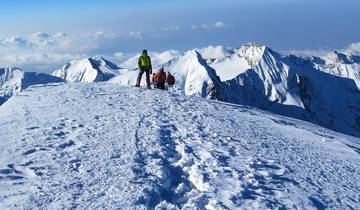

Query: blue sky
[[1, 0, 359, 50], [0, 0, 359, 72]]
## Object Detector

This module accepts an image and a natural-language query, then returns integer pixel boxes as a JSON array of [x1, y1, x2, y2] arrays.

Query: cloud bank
[[0, 30, 359, 74]]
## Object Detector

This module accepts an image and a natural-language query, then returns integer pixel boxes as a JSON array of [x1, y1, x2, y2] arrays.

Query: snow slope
[[217, 46, 360, 138], [0, 68, 63, 105], [0, 83, 359, 209], [52, 56, 120, 83], [110, 45, 360, 137], [209, 43, 263, 81]]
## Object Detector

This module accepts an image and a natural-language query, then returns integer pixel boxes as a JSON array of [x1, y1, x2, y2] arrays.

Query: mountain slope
[[0, 83, 359, 209], [109, 45, 360, 137], [312, 51, 360, 88], [0, 68, 63, 105], [52, 57, 120, 83], [207, 44, 360, 137]]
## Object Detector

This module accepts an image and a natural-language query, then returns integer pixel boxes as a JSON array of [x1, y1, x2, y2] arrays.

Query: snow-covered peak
[[91, 56, 120, 70], [324, 50, 354, 65], [52, 56, 119, 83], [208, 43, 273, 81], [234, 43, 268, 67], [1, 67, 62, 105]]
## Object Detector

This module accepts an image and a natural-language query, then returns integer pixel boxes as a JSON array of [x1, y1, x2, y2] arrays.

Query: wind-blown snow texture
[[0, 83, 359, 209]]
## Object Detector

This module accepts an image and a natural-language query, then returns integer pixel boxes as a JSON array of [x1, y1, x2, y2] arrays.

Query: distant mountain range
[[1, 43, 359, 137]]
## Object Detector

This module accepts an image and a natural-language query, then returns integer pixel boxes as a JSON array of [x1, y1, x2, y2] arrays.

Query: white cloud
[[201, 24, 209, 29], [190, 24, 198, 30], [162, 25, 181, 32], [214, 21, 225, 28], [129, 31, 143, 39], [190, 21, 227, 30], [0, 31, 123, 73], [287, 49, 331, 57], [286, 42, 360, 58], [114, 52, 124, 60], [348, 42, 360, 54]]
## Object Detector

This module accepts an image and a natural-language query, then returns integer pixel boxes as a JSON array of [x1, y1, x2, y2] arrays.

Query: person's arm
[[138, 56, 142, 69], [149, 57, 152, 73]]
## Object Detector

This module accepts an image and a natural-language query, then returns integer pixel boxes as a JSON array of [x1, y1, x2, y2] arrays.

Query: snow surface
[[0, 83, 360, 209]]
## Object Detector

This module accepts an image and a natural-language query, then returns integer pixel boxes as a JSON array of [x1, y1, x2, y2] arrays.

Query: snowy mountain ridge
[[110, 44, 360, 137], [1, 43, 359, 137]]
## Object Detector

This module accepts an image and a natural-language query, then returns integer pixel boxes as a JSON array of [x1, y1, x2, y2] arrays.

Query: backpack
[[156, 72, 166, 84]]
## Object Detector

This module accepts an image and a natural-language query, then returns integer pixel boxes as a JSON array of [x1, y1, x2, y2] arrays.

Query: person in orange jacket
[[154, 68, 167, 90], [151, 73, 156, 87]]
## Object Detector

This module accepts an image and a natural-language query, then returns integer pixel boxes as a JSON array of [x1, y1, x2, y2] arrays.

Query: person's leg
[[136, 70, 144, 87], [160, 83, 165, 90], [145, 70, 151, 88]]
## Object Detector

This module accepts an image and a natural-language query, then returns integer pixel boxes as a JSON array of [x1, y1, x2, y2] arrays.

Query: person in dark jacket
[[166, 72, 175, 91], [136, 50, 152, 89]]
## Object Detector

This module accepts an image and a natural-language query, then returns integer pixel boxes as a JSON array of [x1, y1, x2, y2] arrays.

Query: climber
[[136, 49, 152, 89], [166, 72, 175, 91], [154, 68, 167, 90]]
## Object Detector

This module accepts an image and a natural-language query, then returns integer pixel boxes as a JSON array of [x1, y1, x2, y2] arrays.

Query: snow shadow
[[133, 119, 193, 209]]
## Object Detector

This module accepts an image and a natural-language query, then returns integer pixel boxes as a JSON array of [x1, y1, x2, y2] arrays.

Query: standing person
[[166, 72, 176, 91], [154, 68, 167, 90], [136, 49, 152, 89]]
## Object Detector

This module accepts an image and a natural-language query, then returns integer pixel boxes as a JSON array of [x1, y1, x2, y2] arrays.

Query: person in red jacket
[[166, 72, 175, 91], [154, 68, 167, 90]]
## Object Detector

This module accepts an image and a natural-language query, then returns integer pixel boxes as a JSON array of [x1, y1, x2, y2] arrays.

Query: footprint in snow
[[0, 164, 24, 181]]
